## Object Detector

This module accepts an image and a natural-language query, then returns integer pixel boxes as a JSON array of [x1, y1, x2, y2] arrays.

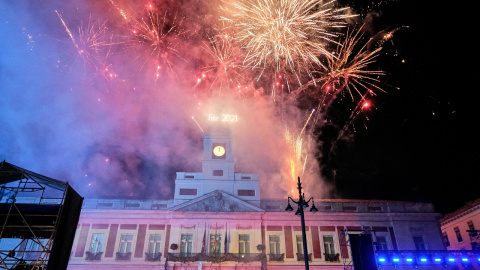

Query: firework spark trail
[[194, 32, 251, 96], [284, 108, 315, 194], [56, 10, 123, 79], [56, 10, 79, 51], [291, 25, 385, 129], [192, 116, 204, 133], [321, 26, 384, 100], [128, 8, 189, 79], [108, 0, 129, 21], [220, 0, 357, 86], [327, 90, 374, 157]]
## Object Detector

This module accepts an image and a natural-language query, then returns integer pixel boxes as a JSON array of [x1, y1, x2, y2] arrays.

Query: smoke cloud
[[0, 0, 337, 200]]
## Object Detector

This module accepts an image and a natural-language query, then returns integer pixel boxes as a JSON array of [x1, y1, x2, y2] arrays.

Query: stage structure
[[0, 161, 83, 270]]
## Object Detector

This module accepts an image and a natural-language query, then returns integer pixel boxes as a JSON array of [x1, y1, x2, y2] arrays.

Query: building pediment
[[169, 190, 263, 212]]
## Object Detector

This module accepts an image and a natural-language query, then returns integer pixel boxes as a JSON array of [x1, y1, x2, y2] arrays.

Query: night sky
[[323, 0, 478, 214], [0, 0, 476, 215]]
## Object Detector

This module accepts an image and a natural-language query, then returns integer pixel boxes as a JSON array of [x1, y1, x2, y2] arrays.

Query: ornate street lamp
[[285, 177, 318, 270]]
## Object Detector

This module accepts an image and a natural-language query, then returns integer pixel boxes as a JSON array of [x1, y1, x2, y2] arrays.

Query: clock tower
[[173, 126, 260, 206], [201, 128, 235, 180]]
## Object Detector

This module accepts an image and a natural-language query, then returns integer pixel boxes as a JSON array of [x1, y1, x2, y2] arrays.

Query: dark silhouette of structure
[[0, 161, 83, 270]]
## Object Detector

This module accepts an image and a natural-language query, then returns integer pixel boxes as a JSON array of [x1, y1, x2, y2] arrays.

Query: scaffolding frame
[[339, 227, 378, 270], [339, 228, 353, 270], [0, 161, 82, 270]]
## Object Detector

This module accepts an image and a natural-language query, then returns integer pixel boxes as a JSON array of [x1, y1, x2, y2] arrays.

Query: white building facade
[[66, 128, 469, 270], [440, 198, 480, 269]]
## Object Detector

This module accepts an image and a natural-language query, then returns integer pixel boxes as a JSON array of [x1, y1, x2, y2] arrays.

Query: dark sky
[[323, 0, 478, 214]]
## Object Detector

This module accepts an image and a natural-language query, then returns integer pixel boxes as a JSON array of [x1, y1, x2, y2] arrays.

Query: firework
[[220, 0, 356, 83], [320, 25, 384, 99], [128, 8, 188, 78], [327, 90, 375, 157], [56, 11, 122, 79], [291, 25, 384, 127], [284, 109, 315, 195], [194, 31, 251, 96]]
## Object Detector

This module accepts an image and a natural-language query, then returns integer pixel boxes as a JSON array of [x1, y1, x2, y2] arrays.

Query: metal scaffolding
[[0, 161, 83, 270]]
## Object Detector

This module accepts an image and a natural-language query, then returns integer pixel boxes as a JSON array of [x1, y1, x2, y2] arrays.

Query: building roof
[[440, 198, 480, 223], [0, 160, 68, 191]]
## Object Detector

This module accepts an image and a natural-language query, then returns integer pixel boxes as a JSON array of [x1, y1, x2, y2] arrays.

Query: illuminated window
[[269, 235, 281, 255], [209, 234, 221, 254], [90, 233, 105, 253], [323, 236, 335, 255], [119, 234, 133, 253], [181, 234, 193, 255], [148, 234, 162, 254], [296, 235, 304, 254], [239, 234, 250, 254]]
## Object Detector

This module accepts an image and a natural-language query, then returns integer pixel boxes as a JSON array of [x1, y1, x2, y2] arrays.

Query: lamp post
[[285, 177, 318, 270]]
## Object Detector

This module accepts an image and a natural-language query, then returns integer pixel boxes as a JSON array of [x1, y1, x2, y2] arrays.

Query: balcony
[[145, 252, 162, 261], [85, 251, 103, 261], [167, 253, 266, 263], [324, 253, 340, 262], [268, 253, 284, 262], [296, 253, 312, 262], [115, 252, 131, 261]]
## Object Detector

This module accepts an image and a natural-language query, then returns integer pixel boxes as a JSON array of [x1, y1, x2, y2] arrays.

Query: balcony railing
[[268, 253, 284, 262], [145, 252, 162, 261], [168, 253, 266, 263], [324, 253, 340, 262], [296, 253, 312, 262], [115, 252, 131, 261], [85, 251, 103, 261]]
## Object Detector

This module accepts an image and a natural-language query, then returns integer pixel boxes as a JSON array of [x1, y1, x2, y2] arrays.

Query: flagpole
[[201, 223, 206, 254], [213, 222, 217, 254], [224, 223, 228, 254]]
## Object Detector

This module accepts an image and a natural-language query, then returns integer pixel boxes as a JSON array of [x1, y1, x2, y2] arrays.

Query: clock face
[[213, 145, 226, 157]]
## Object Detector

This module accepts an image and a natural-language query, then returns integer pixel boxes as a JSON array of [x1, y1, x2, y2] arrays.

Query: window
[[213, 170, 223, 176], [181, 234, 193, 255], [239, 234, 250, 254], [468, 221, 475, 231], [443, 232, 450, 247], [323, 236, 335, 255], [209, 234, 221, 254], [238, 190, 255, 196], [269, 235, 281, 255], [413, 236, 425, 250], [119, 234, 134, 253], [148, 234, 162, 254], [90, 233, 105, 253], [468, 221, 477, 240], [375, 236, 388, 250], [179, 189, 197, 195], [454, 227, 463, 242], [296, 235, 304, 254]]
